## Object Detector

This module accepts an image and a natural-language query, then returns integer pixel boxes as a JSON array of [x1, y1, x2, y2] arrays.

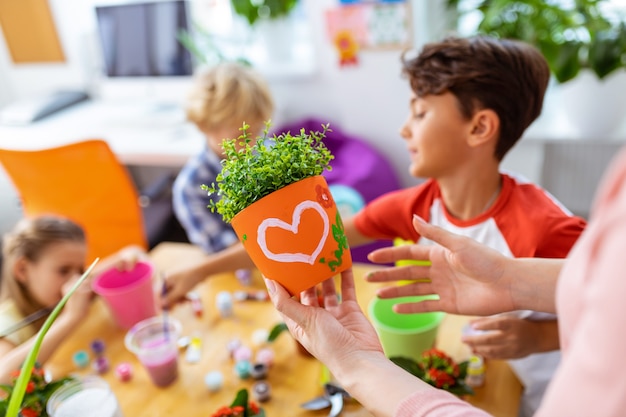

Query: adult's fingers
[[366, 265, 431, 283], [265, 278, 308, 328], [375, 282, 435, 299]]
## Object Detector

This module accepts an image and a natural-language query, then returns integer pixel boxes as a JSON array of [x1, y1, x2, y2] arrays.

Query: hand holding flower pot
[[204, 122, 352, 295]]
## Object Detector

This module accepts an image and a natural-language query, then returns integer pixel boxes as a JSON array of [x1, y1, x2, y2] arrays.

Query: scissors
[[300, 383, 351, 417]]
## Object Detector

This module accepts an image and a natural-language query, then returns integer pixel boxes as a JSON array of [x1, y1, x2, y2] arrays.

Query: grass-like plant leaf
[[6, 258, 99, 417]]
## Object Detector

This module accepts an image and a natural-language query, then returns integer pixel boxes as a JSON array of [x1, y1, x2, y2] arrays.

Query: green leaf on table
[[267, 322, 288, 342]]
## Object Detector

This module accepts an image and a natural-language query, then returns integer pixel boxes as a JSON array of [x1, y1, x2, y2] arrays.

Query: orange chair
[[0, 140, 150, 263]]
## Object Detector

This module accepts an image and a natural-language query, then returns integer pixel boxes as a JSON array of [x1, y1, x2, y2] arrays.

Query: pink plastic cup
[[92, 261, 157, 329]]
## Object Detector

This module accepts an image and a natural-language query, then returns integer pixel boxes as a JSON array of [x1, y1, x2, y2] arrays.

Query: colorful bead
[[115, 362, 132, 382], [204, 371, 224, 392]]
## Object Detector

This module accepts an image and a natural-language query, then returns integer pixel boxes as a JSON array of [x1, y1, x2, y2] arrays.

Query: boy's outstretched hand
[[366, 215, 516, 317]]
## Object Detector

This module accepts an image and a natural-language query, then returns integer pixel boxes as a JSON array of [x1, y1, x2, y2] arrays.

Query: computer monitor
[[94, 0, 193, 77]]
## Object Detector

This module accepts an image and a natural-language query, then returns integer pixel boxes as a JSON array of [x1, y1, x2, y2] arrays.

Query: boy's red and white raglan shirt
[[353, 172, 587, 416]]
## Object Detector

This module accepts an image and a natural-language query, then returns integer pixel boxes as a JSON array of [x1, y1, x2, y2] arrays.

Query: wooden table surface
[[47, 242, 522, 417]]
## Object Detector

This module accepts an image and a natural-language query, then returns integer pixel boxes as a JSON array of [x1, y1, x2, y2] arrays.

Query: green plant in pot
[[204, 122, 352, 296], [231, 0, 299, 26], [447, 0, 626, 83]]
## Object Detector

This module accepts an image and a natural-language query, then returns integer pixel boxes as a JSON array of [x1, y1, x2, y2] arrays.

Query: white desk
[[0, 99, 204, 167]]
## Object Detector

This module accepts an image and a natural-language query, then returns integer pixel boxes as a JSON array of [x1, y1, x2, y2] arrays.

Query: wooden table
[[47, 242, 522, 417]]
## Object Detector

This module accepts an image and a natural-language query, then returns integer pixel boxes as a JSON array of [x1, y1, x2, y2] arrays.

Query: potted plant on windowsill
[[447, 0, 626, 137], [205, 122, 352, 296]]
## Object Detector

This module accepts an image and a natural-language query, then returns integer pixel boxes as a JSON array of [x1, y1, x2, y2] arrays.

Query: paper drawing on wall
[[257, 200, 329, 264]]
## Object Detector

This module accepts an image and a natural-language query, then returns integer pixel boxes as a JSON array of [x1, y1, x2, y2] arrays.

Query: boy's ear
[[468, 109, 499, 148], [13, 257, 29, 284]]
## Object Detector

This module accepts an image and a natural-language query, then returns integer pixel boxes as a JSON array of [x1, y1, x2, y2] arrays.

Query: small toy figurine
[[115, 362, 133, 382]]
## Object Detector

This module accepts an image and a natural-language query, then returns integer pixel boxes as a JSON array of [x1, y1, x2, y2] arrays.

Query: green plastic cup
[[368, 295, 445, 362]]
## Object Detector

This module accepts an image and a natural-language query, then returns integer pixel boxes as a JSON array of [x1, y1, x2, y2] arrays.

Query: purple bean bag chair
[[275, 118, 401, 263]]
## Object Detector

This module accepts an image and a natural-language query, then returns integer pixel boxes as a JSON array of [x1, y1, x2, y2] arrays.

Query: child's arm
[[462, 316, 560, 359], [161, 216, 375, 308], [0, 279, 93, 384]]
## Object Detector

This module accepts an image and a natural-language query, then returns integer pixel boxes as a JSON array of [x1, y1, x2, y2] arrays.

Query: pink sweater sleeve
[[395, 389, 492, 417], [534, 147, 626, 417]]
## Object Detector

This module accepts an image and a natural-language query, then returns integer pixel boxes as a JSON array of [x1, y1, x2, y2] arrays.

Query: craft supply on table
[[251, 328, 269, 346], [252, 381, 271, 402], [466, 355, 486, 387], [234, 360, 252, 379], [216, 291, 234, 317], [93, 356, 110, 374], [233, 290, 269, 302], [250, 363, 269, 380], [204, 371, 224, 392], [186, 291, 203, 317], [115, 363, 132, 382], [233, 345, 253, 362], [72, 350, 90, 369], [235, 269, 253, 286], [185, 334, 203, 363], [255, 348, 275, 367]]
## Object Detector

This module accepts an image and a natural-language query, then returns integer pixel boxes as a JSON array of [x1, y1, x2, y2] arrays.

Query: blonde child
[[172, 62, 275, 253], [0, 215, 147, 383]]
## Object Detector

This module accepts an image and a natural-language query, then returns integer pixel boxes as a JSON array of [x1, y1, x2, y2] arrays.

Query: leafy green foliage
[[5, 258, 99, 417], [267, 322, 289, 342], [231, 0, 298, 26], [203, 121, 334, 223], [391, 348, 475, 397], [177, 23, 252, 68], [447, 0, 626, 83], [0, 363, 75, 417]]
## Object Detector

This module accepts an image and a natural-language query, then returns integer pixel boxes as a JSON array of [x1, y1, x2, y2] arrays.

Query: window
[[185, 0, 315, 78]]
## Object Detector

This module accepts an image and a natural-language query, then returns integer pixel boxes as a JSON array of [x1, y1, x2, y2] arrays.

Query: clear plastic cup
[[124, 316, 182, 387], [47, 376, 123, 417]]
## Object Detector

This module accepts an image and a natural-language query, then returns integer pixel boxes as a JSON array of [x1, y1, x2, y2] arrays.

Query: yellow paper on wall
[[0, 0, 65, 63]]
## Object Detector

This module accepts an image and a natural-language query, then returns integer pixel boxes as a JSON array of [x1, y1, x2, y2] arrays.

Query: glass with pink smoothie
[[124, 316, 182, 387]]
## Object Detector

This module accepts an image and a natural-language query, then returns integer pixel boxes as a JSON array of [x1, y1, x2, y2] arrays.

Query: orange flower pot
[[231, 175, 352, 295]]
